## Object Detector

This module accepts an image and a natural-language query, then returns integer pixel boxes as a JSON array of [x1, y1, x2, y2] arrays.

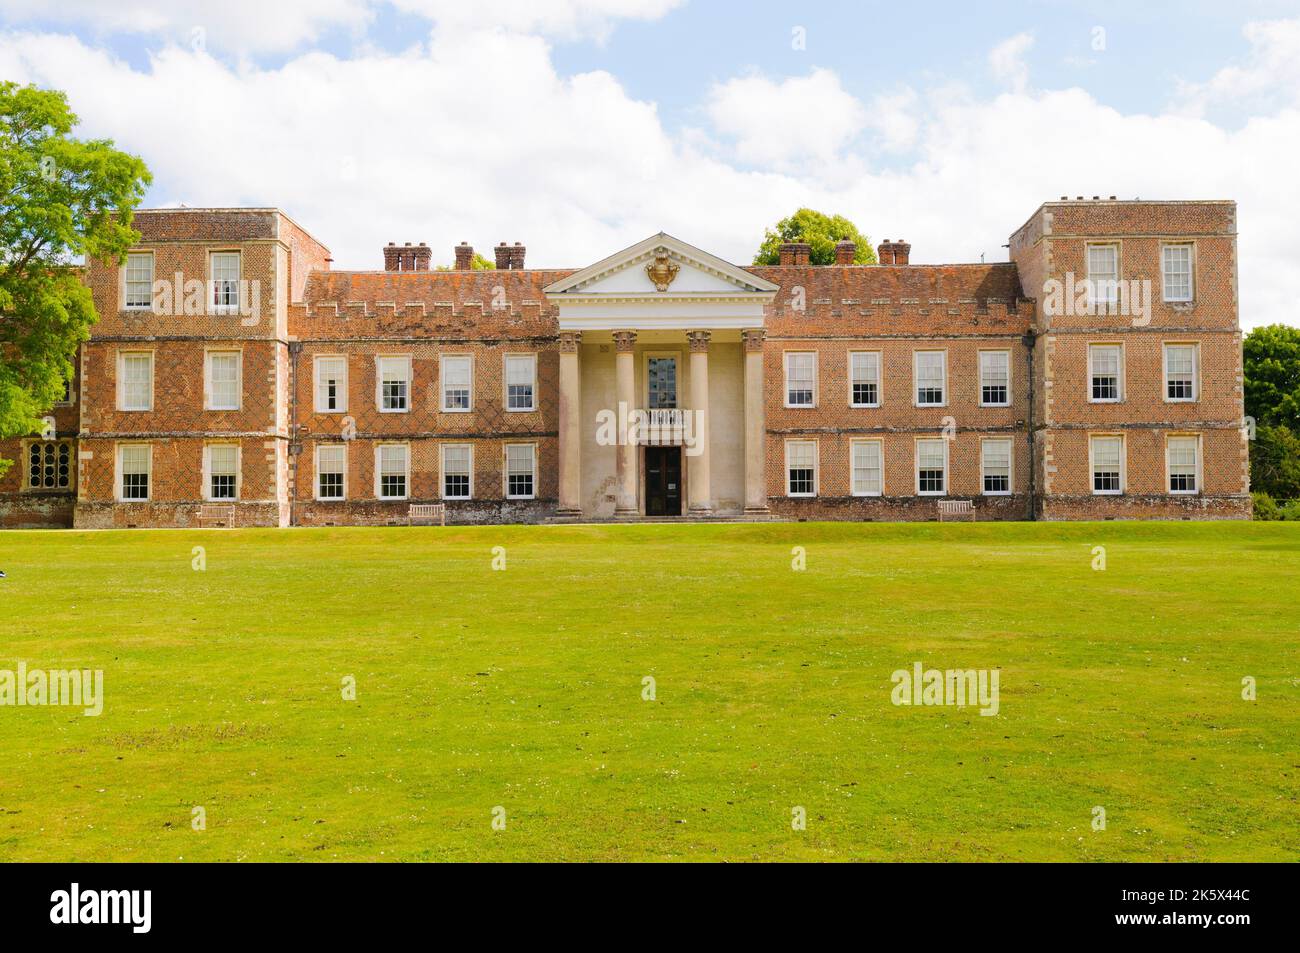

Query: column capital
[[558, 330, 582, 353], [612, 330, 638, 352], [686, 329, 712, 352], [741, 328, 766, 352]]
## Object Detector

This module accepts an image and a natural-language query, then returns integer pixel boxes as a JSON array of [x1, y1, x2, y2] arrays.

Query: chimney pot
[[454, 242, 474, 270], [494, 242, 512, 270], [778, 241, 811, 266], [509, 243, 526, 270], [384, 241, 431, 271], [877, 239, 911, 266], [834, 239, 856, 265]]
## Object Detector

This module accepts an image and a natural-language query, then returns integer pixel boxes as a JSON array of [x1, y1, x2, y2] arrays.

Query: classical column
[[557, 331, 582, 516], [613, 330, 638, 516], [742, 328, 769, 514], [687, 330, 712, 514]]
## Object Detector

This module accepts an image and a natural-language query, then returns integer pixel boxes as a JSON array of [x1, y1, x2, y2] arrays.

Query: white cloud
[[0, 24, 1296, 328], [0, 0, 373, 54], [705, 69, 867, 172], [1175, 18, 1300, 118], [989, 31, 1033, 94], [0, 0, 684, 52], [389, 0, 684, 41]]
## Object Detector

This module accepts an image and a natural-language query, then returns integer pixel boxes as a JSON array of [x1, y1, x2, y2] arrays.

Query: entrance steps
[[544, 512, 780, 525]]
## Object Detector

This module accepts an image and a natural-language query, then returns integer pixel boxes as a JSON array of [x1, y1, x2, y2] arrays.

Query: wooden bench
[[198, 504, 235, 528], [937, 500, 974, 522], [408, 503, 446, 526]]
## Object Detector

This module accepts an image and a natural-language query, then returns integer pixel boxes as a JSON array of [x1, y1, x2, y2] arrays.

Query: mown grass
[[0, 521, 1296, 861]]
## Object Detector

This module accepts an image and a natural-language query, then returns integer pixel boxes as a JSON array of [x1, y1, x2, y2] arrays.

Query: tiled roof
[[750, 262, 1027, 306], [302, 269, 574, 307], [301, 262, 1026, 310]]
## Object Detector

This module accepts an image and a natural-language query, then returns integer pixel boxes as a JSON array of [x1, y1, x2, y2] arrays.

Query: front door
[[644, 446, 682, 516]]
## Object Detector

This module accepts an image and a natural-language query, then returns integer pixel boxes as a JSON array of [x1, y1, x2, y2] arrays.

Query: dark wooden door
[[645, 447, 682, 516]]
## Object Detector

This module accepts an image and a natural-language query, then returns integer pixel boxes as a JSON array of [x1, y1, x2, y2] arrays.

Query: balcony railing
[[636, 407, 689, 445], [645, 408, 685, 428]]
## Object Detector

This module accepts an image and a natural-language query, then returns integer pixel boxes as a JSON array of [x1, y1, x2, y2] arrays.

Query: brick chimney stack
[[778, 241, 811, 266], [493, 241, 527, 269], [877, 239, 911, 265], [834, 239, 856, 265], [383, 241, 431, 272], [454, 242, 474, 270]]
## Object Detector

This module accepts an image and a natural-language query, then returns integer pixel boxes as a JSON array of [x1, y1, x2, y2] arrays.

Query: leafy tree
[[1243, 323, 1300, 432], [1249, 423, 1300, 501], [0, 83, 150, 472], [753, 208, 877, 266], [436, 252, 495, 271]]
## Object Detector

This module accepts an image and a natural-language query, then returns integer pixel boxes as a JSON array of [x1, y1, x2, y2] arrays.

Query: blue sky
[[1, 0, 1298, 325]]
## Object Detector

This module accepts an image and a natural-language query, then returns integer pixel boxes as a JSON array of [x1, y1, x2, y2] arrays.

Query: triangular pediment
[[544, 232, 778, 299]]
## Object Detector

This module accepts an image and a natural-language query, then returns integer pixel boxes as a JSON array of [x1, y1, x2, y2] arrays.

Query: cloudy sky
[[1, 0, 1297, 327]]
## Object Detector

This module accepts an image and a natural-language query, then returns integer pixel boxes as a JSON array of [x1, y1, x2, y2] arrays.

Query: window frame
[[123, 251, 154, 311], [1089, 434, 1126, 496], [504, 442, 537, 500], [376, 354, 412, 414], [978, 349, 1011, 407], [205, 349, 243, 412], [315, 443, 348, 501], [783, 351, 817, 409], [374, 442, 410, 500], [440, 443, 474, 500], [913, 349, 947, 408], [503, 353, 537, 413], [1161, 242, 1195, 304], [23, 439, 74, 492], [440, 354, 474, 414], [116, 349, 154, 412], [209, 250, 242, 314], [849, 438, 883, 497], [116, 442, 152, 502], [848, 350, 882, 408], [1166, 433, 1202, 496], [314, 355, 349, 414], [980, 437, 1013, 496], [643, 351, 681, 410], [1088, 343, 1125, 404], [1162, 342, 1199, 404], [784, 438, 818, 497], [915, 437, 948, 496], [203, 443, 241, 502], [1086, 242, 1121, 308]]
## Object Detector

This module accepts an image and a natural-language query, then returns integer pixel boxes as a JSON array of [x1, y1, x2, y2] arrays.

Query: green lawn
[[0, 521, 1296, 862]]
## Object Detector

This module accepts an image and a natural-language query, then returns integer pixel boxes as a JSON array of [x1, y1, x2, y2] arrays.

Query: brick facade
[[0, 199, 1250, 528]]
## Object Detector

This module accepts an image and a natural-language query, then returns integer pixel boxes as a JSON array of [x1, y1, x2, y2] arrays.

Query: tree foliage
[[1243, 323, 1300, 432], [1249, 423, 1300, 501], [753, 208, 877, 266], [0, 83, 151, 469], [1243, 324, 1300, 502]]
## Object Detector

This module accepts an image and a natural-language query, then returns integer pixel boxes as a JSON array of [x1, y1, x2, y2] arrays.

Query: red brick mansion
[[0, 198, 1251, 528]]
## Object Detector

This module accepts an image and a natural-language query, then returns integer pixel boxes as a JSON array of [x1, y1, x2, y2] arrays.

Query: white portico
[[544, 234, 778, 518]]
